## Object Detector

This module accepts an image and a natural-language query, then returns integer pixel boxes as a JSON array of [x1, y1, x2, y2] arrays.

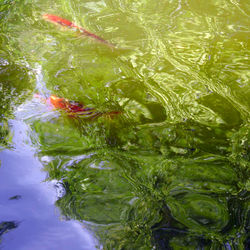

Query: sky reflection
[[0, 119, 97, 250]]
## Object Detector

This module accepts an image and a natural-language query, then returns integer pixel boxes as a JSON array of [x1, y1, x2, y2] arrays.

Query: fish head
[[50, 95, 67, 109], [42, 14, 58, 22]]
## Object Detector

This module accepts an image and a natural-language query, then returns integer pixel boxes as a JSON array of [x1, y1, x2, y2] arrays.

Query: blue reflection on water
[[0, 120, 96, 250]]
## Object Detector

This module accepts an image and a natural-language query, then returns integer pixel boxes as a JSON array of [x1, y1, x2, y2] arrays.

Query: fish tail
[[103, 111, 121, 118], [79, 27, 115, 48]]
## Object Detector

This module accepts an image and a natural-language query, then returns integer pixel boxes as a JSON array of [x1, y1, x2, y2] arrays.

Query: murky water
[[0, 0, 249, 249]]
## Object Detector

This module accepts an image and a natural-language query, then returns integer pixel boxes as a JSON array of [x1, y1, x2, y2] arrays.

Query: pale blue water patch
[[0, 116, 97, 249]]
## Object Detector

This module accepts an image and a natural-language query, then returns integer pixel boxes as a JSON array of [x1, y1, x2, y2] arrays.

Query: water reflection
[[0, 0, 249, 249], [0, 120, 96, 249], [0, 221, 19, 239], [31, 108, 248, 248]]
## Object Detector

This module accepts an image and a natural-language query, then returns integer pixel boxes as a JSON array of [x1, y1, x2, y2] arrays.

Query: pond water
[[0, 0, 249, 249]]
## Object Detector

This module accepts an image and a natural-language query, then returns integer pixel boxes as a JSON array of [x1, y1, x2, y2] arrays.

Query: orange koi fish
[[42, 14, 115, 48], [48, 95, 121, 119]]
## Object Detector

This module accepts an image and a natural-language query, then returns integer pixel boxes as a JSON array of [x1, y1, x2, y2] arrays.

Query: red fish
[[42, 14, 115, 48], [48, 95, 121, 119]]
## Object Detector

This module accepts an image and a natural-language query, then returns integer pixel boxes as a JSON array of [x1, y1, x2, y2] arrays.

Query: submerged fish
[[42, 14, 115, 48], [36, 94, 121, 119]]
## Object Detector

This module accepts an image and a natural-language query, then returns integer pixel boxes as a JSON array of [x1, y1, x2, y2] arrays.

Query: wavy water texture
[[0, 0, 249, 249]]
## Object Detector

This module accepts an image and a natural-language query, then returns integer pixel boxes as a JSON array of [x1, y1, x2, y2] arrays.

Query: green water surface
[[0, 0, 249, 249]]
